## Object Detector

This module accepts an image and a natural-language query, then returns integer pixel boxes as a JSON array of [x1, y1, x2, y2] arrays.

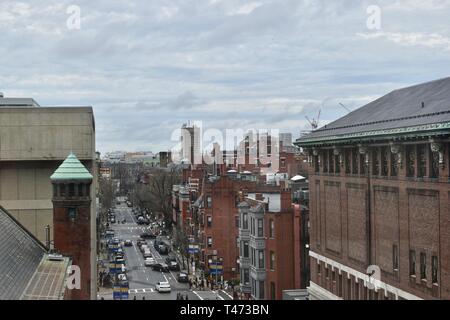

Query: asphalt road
[[100, 201, 196, 300], [98, 198, 233, 301]]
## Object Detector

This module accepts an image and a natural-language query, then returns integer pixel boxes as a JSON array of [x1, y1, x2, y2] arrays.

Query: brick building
[[238, 190, 307, 300], [295, 77, 450, 300], [51, 153, 94, 300]]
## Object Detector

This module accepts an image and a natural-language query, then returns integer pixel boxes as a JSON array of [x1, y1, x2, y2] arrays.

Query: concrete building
[[0, 95, 97, 299], [181, 123, 201, 165], [295, 77, 450, 300]]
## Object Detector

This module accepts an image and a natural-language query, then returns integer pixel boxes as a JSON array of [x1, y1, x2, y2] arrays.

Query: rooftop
[[296, 77, 450, 146], [50, 152, 93, 181]]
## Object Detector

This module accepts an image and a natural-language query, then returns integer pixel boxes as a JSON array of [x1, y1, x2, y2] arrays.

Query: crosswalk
[[129, 288, 154, 294]]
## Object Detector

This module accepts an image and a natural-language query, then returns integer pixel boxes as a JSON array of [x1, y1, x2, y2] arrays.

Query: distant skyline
[[2, 0, 450, 153]]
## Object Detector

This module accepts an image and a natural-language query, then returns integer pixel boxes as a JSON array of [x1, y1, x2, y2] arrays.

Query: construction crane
[[305, 108, 321, 130]]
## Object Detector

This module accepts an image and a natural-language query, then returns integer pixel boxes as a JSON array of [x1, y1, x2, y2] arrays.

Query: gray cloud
[[1, 0, 450, 153]]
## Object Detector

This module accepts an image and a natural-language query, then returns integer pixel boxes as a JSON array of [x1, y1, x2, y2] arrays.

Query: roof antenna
[[421, 102, 425, 108]]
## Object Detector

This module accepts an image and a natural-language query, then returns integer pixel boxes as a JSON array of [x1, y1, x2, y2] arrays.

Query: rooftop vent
[[48, 253, 64, 261], [0, 92, 4, 98]]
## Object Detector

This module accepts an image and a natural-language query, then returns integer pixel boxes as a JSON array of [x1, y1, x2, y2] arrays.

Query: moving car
[[177, 272, 189, 283], [155, 281, 171, 293], [157, 244, 169, 255], [144, 258, 156, 267], [168, 261, 180, 271], [143, 250, 152, 259], [151, 263, 169, 273], [140, 232, 156, 239], [124, 240, 132, 247]]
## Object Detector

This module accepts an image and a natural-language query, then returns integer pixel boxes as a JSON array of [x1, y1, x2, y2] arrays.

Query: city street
[[99, 201, 192, 300], [98, 200, 233, 300]]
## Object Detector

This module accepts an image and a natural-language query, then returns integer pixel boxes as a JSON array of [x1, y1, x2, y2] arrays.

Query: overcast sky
[[1, 0, 450, 154]]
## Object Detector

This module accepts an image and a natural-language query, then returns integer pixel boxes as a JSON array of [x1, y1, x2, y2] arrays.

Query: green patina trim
[[295, 121, 450, 147], [50, 152, 93, 181]]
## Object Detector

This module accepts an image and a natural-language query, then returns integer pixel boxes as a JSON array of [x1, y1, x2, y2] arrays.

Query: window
[[258, 250, 265, 269], [53, 184, 57, 197], [270, 282, 276, 300], [430, 148, 439, 179], [420, 252, 427, 280], [242, 213, 248, 229], [417, 145, 426, 178], [206, 195, 212, 208], [372, 148, 379, 176], [359, 153, 366, 175], [393, 244, 399, 271], [406, 145, 415, 177], [257, 219, 264, 237], [409, 250, 416, 276], [345, 149, 351, 174], [329, 150, 334, 173], [323, 151, 328, 173], [243, 269, 250, 284], [207, 237, 213, 248], [317, 263, 321, 275], [243, 241, 249, 258], [68, 183, 75, 197], [334, 154, 340, 174], [391, 152, 399, 177], [381, 147, 389, 176], [235, 215, 239, 228], [432, 256, 438, 284], [270, 251, 275, 270], [236, 237, 239, 248], [259, 281, 265, 300], [68, 207, 77, 221], [314, 156, 319, 173], [60, 184, 66, 196], [351, 149, 358, 174], [78, 184, 84, 196], [207, 216, 212, 227], [269, 219, 275, 238]]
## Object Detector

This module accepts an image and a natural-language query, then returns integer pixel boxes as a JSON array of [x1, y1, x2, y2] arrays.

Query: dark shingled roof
[[0, 206, 47, 300], [296, 77, 450, 145]]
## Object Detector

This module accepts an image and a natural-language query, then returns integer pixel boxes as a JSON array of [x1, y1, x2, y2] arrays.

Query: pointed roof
[[50, 152, 93, 181]]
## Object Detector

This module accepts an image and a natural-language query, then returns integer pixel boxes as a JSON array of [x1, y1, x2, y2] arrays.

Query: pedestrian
[[133, 296, 136, 300], [142, 296, 145, 300], [185, 294, 188, 300]]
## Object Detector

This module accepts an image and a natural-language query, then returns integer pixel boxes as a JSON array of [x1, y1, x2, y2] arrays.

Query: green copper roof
[[50, 152, 93, 181]]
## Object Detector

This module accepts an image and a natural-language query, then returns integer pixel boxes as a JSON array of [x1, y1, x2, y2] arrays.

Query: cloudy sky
[[1, 0, 450, 154]]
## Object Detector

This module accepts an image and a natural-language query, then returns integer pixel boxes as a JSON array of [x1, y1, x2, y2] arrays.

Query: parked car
[[124, 240, 132, 247], [140, 245, 149, 253], [143, 251, 152, 259], [168, 261, 180, 271], [144, 258, 156, 267], [155, 281, 171, 293], [177, 272, 189, 283], [151, 263, 169, 273], [165, 257, 176, 264]]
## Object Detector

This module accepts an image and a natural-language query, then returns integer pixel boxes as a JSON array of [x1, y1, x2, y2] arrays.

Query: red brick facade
[[306, 141, 450, 299]]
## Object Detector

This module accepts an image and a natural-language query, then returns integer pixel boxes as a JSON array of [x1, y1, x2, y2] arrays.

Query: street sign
[[188, 244, 199, 254]]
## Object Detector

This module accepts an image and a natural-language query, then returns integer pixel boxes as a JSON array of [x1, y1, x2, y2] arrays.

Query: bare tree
[[134, 167, 181, 230]]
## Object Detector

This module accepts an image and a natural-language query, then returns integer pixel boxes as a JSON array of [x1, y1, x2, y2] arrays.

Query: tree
[[134, 167, 181, 230]]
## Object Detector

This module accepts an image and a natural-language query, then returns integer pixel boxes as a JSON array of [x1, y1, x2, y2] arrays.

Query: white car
[[155, 281, 171, 293], [144, 257, 156, 267]]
